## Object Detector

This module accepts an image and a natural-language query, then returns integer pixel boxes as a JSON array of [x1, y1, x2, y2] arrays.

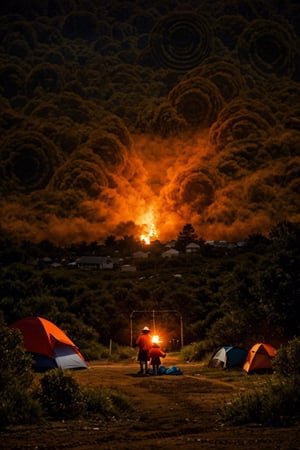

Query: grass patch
[[221, 377, 300, 426], [83, 386, 133, 418]]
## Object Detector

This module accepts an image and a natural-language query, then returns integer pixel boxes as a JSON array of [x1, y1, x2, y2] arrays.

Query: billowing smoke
[[0, 1, 299, 244]]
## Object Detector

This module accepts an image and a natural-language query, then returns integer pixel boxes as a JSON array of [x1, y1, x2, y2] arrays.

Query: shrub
[[180, 340, 212, 362], [39, 369, 85, 419], [107, 344, 136, 362], [39, 369, 132, 421], [272, 337, 300, 380], [0, 323, 43, 427], [221, 378, 300, 426], [0, 390, 42, 427]]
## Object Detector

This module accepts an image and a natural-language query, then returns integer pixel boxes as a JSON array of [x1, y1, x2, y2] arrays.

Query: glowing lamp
[[152, 334, 160, 344]]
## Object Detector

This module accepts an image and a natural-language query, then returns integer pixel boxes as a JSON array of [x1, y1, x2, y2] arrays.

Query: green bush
[[0, 326, 34, 390], [39, 369, 85, 419], [39, 368, 132, 421], [107, 344, 136, 362], [272, 337, 300, 380], [0, 322, 43, 427], [0, 389, 42, 426], [180, 340, 212, 362], [81, 341, 109, 360], [221, 378, 300, 426]]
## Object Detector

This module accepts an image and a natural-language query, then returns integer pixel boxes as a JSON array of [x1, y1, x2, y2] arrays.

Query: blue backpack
[[166, 365, 183, 375], [158, 365, 167, 374]]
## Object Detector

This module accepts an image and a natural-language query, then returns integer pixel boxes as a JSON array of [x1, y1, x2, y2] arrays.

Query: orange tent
[[243, 342, 276, 373], [10, 316, 88, 371]]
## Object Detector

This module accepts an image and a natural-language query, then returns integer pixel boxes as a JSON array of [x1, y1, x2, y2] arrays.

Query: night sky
[[0, 0, 299, 244]]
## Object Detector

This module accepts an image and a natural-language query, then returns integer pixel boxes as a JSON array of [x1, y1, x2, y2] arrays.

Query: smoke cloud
[[0, 1, 299, 244]]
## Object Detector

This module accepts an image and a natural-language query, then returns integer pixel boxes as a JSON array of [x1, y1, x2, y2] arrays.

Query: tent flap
[[209, 346, 247, 369], [54, 343, 88, 370]]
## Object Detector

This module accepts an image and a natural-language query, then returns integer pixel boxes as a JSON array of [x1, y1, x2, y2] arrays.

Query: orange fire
[[139, 210, 159, 245], [140, 223, 158, 245]]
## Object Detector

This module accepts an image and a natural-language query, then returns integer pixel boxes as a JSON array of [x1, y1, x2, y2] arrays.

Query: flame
[[140, 223, 158, 245], [139, 210, 159, 245]]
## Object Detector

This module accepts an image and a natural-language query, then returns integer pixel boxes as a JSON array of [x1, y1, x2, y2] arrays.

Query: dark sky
[[0, 0, 299, 244]]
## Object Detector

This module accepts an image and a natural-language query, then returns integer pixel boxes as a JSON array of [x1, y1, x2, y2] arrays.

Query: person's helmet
[[142, 326, 150, 332]]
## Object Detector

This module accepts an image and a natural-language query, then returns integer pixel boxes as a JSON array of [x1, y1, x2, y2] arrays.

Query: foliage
[[221, 377, 300, 426], [176, 223, 198, 251], [83, 386, 132, 418], [39, 369, 86, 419], [180, 340, 213, 362], [39, 368, 132, 420], [0, 389, 43, 427], [272, 337, 300, 381], [0, 321, 42, 426]]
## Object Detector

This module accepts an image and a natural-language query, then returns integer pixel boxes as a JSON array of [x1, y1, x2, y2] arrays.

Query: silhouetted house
[[162, 248, 179, 258], [185, 242, 200, 253], [76, 256, 113, 270], [42, 256, 52, 263], [120, 264, 136, 272], [51, 262, 62, 268], [204, 240, 237, 249], [133, 251, 148, 259], [165, 240, 177, 249], [237, 241, 247, 248], [204, 240, 215, 246]]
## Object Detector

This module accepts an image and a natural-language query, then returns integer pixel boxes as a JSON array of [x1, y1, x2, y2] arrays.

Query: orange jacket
[[135, 333, 152, 351]]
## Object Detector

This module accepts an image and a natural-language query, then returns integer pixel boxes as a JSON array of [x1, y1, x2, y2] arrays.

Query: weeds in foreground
[[83, 386, 132, 418], [38, 368, 132, 421], [221, 377, 300, 426]]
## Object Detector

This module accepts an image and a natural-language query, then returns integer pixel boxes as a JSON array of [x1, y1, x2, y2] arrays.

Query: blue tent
[[208, 346, 247, 369]]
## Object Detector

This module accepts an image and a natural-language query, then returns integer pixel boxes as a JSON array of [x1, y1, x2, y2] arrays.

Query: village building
[[120, 264, 137, 272], [161, 248, 179, 258], [76, 256, 114, 270], [185, 242, 201, 253], [132, 251, 149, 259]]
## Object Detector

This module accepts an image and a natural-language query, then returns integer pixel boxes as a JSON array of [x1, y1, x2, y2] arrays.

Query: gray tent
[[209, 346, 247, 369]]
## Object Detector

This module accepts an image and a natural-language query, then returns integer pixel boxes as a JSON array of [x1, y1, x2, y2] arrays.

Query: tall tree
[[176, 223, 198, 251]]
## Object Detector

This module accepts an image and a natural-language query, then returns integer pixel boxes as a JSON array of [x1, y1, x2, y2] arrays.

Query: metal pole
[[130, 313, 133, 347], [180, 314, 184, 348], [152, 309, 156, 333]]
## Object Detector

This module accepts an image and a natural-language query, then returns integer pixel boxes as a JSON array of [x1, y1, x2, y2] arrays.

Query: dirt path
[[1, 358, 300, 449]]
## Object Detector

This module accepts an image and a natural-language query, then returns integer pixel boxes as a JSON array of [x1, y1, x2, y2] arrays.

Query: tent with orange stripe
[[10, 316, 88, 371]]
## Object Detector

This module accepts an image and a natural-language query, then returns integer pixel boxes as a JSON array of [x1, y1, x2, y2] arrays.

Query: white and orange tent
[[10, 316, 88, 371], [243, 342, 276, 373]]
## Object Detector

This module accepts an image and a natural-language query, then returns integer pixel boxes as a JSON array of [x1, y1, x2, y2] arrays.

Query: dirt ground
[[1, 356, 300, 449]]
